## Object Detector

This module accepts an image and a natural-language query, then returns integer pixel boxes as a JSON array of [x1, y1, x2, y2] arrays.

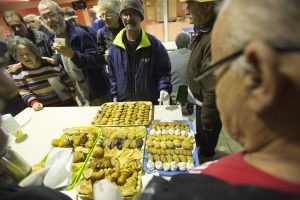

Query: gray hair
[[175, 33, 190, 49], [38, 0, 62, 13], [219, 0, 300, 74], [23, 14, 39, 21], [98, 0, 120, 14], [7, 36, 42, 62], [220, 0, 300, 54], [3, 11, 25, 25]]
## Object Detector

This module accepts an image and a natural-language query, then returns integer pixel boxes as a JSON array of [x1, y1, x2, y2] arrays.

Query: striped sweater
[[9, 58, 75, 107]]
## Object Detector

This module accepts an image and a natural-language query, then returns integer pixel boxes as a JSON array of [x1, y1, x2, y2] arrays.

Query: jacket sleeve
[[71, 32, 104, 69], [96, 28, 106, 56], [107, 48, 118, 98], [200, 41, 219, 130], [155, 41, 172, 94]]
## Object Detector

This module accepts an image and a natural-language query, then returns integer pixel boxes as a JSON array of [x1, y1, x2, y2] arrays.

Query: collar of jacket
[[30, 29, 47, 44], [66, 22, 76, 42], [197, 15, 216, 35], [113, 28, 151, 51]]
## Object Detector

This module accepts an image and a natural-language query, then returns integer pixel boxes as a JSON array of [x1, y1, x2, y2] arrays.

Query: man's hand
[[32, 102, 44, 111], [52, 44, 74, 58]]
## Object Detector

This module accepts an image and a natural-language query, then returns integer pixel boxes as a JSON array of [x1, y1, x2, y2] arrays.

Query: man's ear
[[244, 41, 282, 113]]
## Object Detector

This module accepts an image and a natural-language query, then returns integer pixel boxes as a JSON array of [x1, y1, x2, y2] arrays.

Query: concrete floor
[[182, 107, 242, 162], [214, 129, 242, 159]]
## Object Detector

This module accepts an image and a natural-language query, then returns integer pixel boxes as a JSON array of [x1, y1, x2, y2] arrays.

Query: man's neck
[[126, 29, 141, 42], [244, 136, 300, 184]]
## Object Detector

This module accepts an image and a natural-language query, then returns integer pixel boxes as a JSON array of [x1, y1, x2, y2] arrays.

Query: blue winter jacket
[[108, 29, 172, 104], [67, 23, 109, 100]]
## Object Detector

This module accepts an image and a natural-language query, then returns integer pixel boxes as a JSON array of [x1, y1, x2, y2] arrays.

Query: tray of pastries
[[143, 120, 200, 176], [91, 101, 152, 126], [76, 127, 146, 198], [40, 126, 101, 190]]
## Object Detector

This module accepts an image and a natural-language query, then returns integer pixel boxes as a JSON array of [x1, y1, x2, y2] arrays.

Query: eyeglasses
[[100, 13, 116, 19], [121, 10, 139, 19], [40, 12, 58, 21], [194, 44, 300, 82]]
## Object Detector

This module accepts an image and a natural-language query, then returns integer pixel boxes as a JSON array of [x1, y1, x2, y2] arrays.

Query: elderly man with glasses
[[107, 0, 172, 104], [38, 0, 110, 106], [181, 0, 222, 159]]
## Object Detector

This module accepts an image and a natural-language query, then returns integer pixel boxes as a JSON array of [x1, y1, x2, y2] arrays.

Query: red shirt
[[191, 152, 300, 196]]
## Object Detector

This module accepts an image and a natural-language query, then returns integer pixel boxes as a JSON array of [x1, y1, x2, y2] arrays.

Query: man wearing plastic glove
[[182, 0, 222, 159], [108, 0, 172, 105]]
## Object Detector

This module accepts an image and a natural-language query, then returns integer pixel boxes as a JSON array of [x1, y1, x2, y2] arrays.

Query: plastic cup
[[54, 38, 66, 47], [1, 114, 24, 140]]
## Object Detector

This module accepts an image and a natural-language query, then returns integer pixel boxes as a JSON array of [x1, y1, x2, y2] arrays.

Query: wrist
[[30, 100, 38, 107]]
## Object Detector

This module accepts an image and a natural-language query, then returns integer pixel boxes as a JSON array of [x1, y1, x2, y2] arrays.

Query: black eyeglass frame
[[194, 45, 300, 82]]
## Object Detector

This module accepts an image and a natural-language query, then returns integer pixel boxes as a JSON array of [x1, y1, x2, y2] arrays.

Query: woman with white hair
[[97, 0, 124, 62]]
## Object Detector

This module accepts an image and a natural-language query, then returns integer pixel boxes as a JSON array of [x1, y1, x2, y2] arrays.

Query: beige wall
[[143, 21, 193, 41]]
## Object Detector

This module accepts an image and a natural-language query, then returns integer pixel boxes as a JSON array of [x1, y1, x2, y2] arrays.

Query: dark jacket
[[108, 28, 172, 104], [187, 17, 219, 129], [79, 25, 97, 43], [67, 23, 109, 99], [39, 26, 55, 42]]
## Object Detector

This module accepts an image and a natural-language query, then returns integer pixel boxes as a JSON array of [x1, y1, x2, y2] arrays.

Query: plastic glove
[[159, 90, 169, 101], [93, 179, 122, 200], [19, 167, 50, 187], [113, 98, 118, 103]]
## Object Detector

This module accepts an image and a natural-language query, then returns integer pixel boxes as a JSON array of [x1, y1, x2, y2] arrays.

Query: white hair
[[220, 0, 300, 53], [38, 0, 62, 13], [24, 14, 39, 21], [219, 0, 300, 74]]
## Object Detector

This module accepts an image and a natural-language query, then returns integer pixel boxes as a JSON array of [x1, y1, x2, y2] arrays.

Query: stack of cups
[[1, 114, 24, 140]]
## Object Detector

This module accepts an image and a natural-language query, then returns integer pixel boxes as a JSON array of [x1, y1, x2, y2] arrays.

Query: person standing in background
[[62, 7, 97, 43], [181, 0, 222, 159], [38, 0, 110, 106], [89, 8, 104, 31], [3, 11, 56, 62], [108, 0, 172, 104], [168, 32, 191, 97], [97, 0, 124, 63], [23, 14, 55, 41]]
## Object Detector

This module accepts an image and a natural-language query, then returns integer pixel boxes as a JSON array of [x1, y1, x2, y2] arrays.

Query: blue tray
[[143, 120, 200, 176]]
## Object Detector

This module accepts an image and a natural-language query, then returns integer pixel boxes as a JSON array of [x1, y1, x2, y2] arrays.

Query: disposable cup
[[54, 38, 66, 47], [1, 114, 24, 139]]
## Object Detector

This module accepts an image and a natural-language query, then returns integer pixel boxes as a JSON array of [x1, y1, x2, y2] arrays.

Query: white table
[[8, 105, 192, 199], [9, 107, 100, 166]]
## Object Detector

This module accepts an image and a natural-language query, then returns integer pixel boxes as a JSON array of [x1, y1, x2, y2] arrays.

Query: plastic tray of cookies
[[143, 120, 200, 176], [91, 101, 152, 126], [40, 126, 101, 190], [76, 126, 146, 199]]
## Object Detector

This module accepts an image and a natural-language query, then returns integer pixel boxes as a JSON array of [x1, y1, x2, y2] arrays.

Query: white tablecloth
[[8, 105, 190, 199]]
